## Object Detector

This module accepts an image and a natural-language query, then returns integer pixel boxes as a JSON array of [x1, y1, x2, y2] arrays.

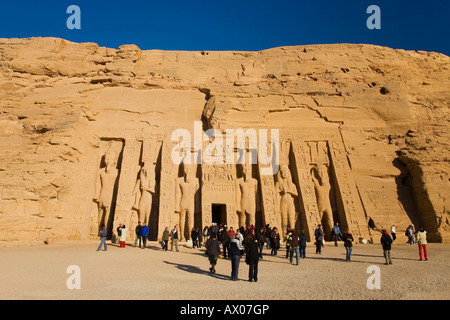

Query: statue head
[[183, 164, 194, 178], [104, 149, 117, 168], [141, 162, 154, 177], [280, 165, 290, 179], [312, 163, 329, 183], [242, 164, 251, 177]]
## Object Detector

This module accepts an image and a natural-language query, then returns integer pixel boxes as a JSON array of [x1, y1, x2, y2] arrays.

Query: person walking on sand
[[331, 222, 342, 247], [220, 226, 232, 259], [315, 224, 324, 254], [299, 229, 307, 259], [191, 228, 198, 249], [406, 225, 415, 245], [205, 235, 221, 274], [229, 233, 244, 281], [119, 225, 128, 248], [416, 226, 429, 261], [341, 229, 354, 262], [97, 225, 107, 251], [134, 221, 142, 248], [170, 225, 180, 252], [256, 227, 265, 259], [289, 231, 301, 265], [391, 225, 397, 242], [270, 227, 280, 256], [162, 227, 170, 251], [284, 228, 293, 259], [381, 229, 393, 265], [245, 234, 261, 282]]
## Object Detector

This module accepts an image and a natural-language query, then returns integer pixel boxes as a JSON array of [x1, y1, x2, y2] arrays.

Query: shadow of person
[[163, 261, 229, 280], [351, 253, 417, 261]]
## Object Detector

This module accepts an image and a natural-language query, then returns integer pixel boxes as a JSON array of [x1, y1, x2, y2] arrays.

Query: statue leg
[[288, 204, 296, 232], [98, 206, 105, 229], [248, 210, 256, 227], [143, 198, 152, 225], [179, 210, 186, 242], [249, 202, 256, 227], [238, 211, 245, 228], [187, 207, 194, 239], [281, 201, 288, 238], [323, 207, 334, 238], [104, 206, 111, 227], [137, 209, 143, 225]]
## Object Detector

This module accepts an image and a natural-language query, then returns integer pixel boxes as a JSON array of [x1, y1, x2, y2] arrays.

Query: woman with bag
[[161, 227, 170, 251], [314, 224, 324, 254], [229, 233, 244, 281]]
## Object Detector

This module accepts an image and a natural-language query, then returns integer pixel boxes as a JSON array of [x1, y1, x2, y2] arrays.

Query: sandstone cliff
[[0, 37, 448, 246]]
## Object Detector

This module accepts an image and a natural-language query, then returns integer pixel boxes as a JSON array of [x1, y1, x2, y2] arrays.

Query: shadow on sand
[[163, 260, 230, 280]]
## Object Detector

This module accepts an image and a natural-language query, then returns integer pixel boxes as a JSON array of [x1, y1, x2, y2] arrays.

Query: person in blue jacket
[[97, 225, 107, 251], [140, 223, 150, 248]]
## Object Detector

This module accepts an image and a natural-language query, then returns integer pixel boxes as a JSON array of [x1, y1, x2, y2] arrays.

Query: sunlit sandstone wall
[[0, 37, 448, 246]]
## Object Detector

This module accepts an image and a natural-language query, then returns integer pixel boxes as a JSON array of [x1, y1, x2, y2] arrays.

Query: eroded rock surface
[[0, 37, 448, 246]]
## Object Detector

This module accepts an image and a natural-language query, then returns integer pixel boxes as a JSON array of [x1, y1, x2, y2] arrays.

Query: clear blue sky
[[0, 0, 449, 55]]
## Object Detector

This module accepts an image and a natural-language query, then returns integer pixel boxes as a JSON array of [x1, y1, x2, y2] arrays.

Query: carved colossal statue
[[94, 148, 119, 230], [275, 165, 298, 237], [236, 165, 258, 227], [311, 163, 334, 235], [132, 162, 156, 225], [175, 164, 199, 241]]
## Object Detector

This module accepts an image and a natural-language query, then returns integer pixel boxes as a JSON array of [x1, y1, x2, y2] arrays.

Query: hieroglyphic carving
[[328, 138, 370, 239], [158, 139, 176, 240], [291, 140, 322, 241], [201, 164, 237, 229], [203, 204, 212, 227], [113, 138, 142, 240], [258, 164, 280, 230]]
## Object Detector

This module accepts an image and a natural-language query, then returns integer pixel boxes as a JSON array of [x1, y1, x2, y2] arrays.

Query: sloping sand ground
[[1, 240, 449, 300]]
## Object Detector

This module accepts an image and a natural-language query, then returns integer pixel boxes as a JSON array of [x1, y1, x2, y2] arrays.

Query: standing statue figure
[[175, 164, 199, 241], [311, 163, 334, 236], [94, 148, 119, 231], [236, 165, 258, 228], [275, 165, 298, 238], [132, 162, 156, 226]]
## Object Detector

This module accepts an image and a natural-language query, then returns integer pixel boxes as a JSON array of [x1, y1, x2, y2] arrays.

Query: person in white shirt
[[119, 225, 128, 248], [391, 225, 396, 242]]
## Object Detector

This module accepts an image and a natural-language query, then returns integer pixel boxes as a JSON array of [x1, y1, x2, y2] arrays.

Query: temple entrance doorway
[[212, 204, 227, 226]]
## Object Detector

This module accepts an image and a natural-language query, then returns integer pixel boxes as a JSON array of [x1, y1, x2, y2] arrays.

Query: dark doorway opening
[[212, 204, 227, 226]]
